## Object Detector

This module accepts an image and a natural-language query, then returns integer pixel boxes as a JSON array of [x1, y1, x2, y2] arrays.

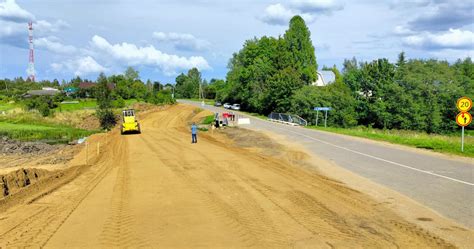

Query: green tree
[[96, 72, 116, 129], [175, 68, 202, 98], [283, 15, 318, 84], [124, 67, 140, 81]]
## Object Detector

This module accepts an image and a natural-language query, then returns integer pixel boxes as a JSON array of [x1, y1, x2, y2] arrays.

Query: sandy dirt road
[[0, 105, 462, 248]]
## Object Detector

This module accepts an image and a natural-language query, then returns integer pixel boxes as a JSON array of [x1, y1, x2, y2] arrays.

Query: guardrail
[[268, 113, 307, 126]]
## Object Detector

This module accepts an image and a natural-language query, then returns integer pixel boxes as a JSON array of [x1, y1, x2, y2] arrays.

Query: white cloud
[[428, 48, 474, 61], [0, 19, 23, 37], [403, 29, 474, 50], [35, 36, 77, 54], [290, 0, 343, 13], [393, 25, 416, 36], [153, 31, 210, 51], [260, 4, 297, 26], [51, 56, 106, 76], [90, 35, 210, 75], [0, 0, 34, 22], [388, 0, 430, 8], [35, 19, 69, 35], [0, 0, 69, 49], [260, 0, 342, 25]]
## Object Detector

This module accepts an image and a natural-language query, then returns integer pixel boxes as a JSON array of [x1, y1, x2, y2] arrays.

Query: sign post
[[456, 97, 472, 152], [314, 107, 332, 127], [325, 109, 328, 128], [315, 110, 319, 126]]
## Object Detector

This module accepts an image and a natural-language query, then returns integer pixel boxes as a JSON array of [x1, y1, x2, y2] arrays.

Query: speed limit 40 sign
[[457, 96, 472, 112]]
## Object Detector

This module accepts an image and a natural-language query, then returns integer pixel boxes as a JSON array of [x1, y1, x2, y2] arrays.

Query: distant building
[[64, 87, 78, 96], [24, 87, 60, 97], [41, 87, 60, 91], [78, 82, 116, 90], [312, 70, 336, 86], [78, 82, 96, 89]]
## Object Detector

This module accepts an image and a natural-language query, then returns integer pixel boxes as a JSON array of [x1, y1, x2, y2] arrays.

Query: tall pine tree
[[283, 16, 318, 84]]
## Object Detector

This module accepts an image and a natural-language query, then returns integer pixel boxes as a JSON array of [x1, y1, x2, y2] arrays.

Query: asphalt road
[[180, 100, 474, 228]]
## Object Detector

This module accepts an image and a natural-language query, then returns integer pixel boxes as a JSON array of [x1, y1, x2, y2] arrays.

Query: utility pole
[[27, 21, 35, 82], [199, 82, 204, 106]]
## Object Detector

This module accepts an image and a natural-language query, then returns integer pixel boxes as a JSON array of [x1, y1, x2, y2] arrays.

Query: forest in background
[[174, 16, 473, 134]]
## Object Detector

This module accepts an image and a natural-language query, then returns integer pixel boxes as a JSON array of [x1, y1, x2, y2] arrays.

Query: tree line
[[0, 67, 175, 129], [174, 15, 472, 134]]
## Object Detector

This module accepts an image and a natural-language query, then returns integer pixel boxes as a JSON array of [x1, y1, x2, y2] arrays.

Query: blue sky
[[0, 0, 472, 83]]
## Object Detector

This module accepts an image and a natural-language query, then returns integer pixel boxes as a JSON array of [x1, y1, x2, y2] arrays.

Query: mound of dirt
[[1, 168, 50, 197], [0, 137, 64, 155], [75, 113, 101, 130], [218, 127, 285, 156]]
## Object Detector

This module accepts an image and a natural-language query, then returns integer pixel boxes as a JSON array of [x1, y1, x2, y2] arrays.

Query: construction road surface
[[0, 104, 465, 248], [180, 100, 474, 229]]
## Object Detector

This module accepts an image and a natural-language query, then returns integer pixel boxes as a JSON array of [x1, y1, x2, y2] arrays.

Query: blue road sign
[[314, 107, 332, 111]]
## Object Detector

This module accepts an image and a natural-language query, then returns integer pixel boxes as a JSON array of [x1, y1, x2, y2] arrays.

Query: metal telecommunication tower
[[27, 21, 35, 82]]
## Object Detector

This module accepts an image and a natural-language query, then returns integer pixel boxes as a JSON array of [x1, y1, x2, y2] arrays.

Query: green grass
[[124, 99, 138, 106], [56, 100, 97, 112], [201, 115, 215, 125], [0, 101, 20, 112], [241, 111, 268, 120], [0, 121, 97, 144], [307, 126, 474, 158], [198, 127, 209, 132], [183, 98, 215, 106], [55, 98, 139, 112]]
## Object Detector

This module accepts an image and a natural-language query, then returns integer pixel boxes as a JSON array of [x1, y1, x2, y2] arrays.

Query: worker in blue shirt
[[191, 122, 198, 143]]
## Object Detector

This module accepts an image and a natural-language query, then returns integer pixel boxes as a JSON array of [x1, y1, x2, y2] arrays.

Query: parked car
[[231, 104, 241, 110], [214, 101, 222, 107], [223, 103, 231, 109]]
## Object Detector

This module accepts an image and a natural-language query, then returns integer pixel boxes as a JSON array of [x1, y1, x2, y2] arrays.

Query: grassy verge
[[0, 101, 20, 112], [308, 126, 474, 158], [56, 99, 138, 112], [0, 111, 99, 143], [0, 121, 97, 144], [240, 111, 268, 120], [201, 115, 215, 125], [183, 98, 215, 106], [57, 99, 97, 112]]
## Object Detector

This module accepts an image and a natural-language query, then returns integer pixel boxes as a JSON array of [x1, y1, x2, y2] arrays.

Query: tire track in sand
[[140, 133, 289, 248], [98, 136, 149, 248]]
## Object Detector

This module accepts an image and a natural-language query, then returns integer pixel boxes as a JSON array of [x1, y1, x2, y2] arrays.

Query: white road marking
[[253, 117, 474, 187], [183, 101, 474, 187]]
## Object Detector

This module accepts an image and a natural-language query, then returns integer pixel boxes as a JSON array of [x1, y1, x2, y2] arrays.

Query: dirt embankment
[[0, 137, 79, 170], [1, 168, 49, 197], [0, 137, 64, 155]]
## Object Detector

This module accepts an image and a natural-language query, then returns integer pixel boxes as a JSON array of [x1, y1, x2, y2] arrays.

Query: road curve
[[180, 100, 474, 228]]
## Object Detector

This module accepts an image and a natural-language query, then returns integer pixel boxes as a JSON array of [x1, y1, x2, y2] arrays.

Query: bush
[[202, 115, 215, 125], [24, 96, 58, 117], [112, 96, 126, 108], [97, 109, 116, 130], [147, 90, 175, 105], [38, 102, 52, 117]]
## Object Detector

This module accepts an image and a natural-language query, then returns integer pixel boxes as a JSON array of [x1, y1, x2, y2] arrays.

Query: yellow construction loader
[[121, 109, 141, 134]]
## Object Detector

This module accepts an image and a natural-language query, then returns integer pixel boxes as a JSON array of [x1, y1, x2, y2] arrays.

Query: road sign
[[456, 111, 472, 153], [314, 107, 332, 127], [456, 96, 472, 112], [314, 107, 332, 111], [456, 112, 472, 127]]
